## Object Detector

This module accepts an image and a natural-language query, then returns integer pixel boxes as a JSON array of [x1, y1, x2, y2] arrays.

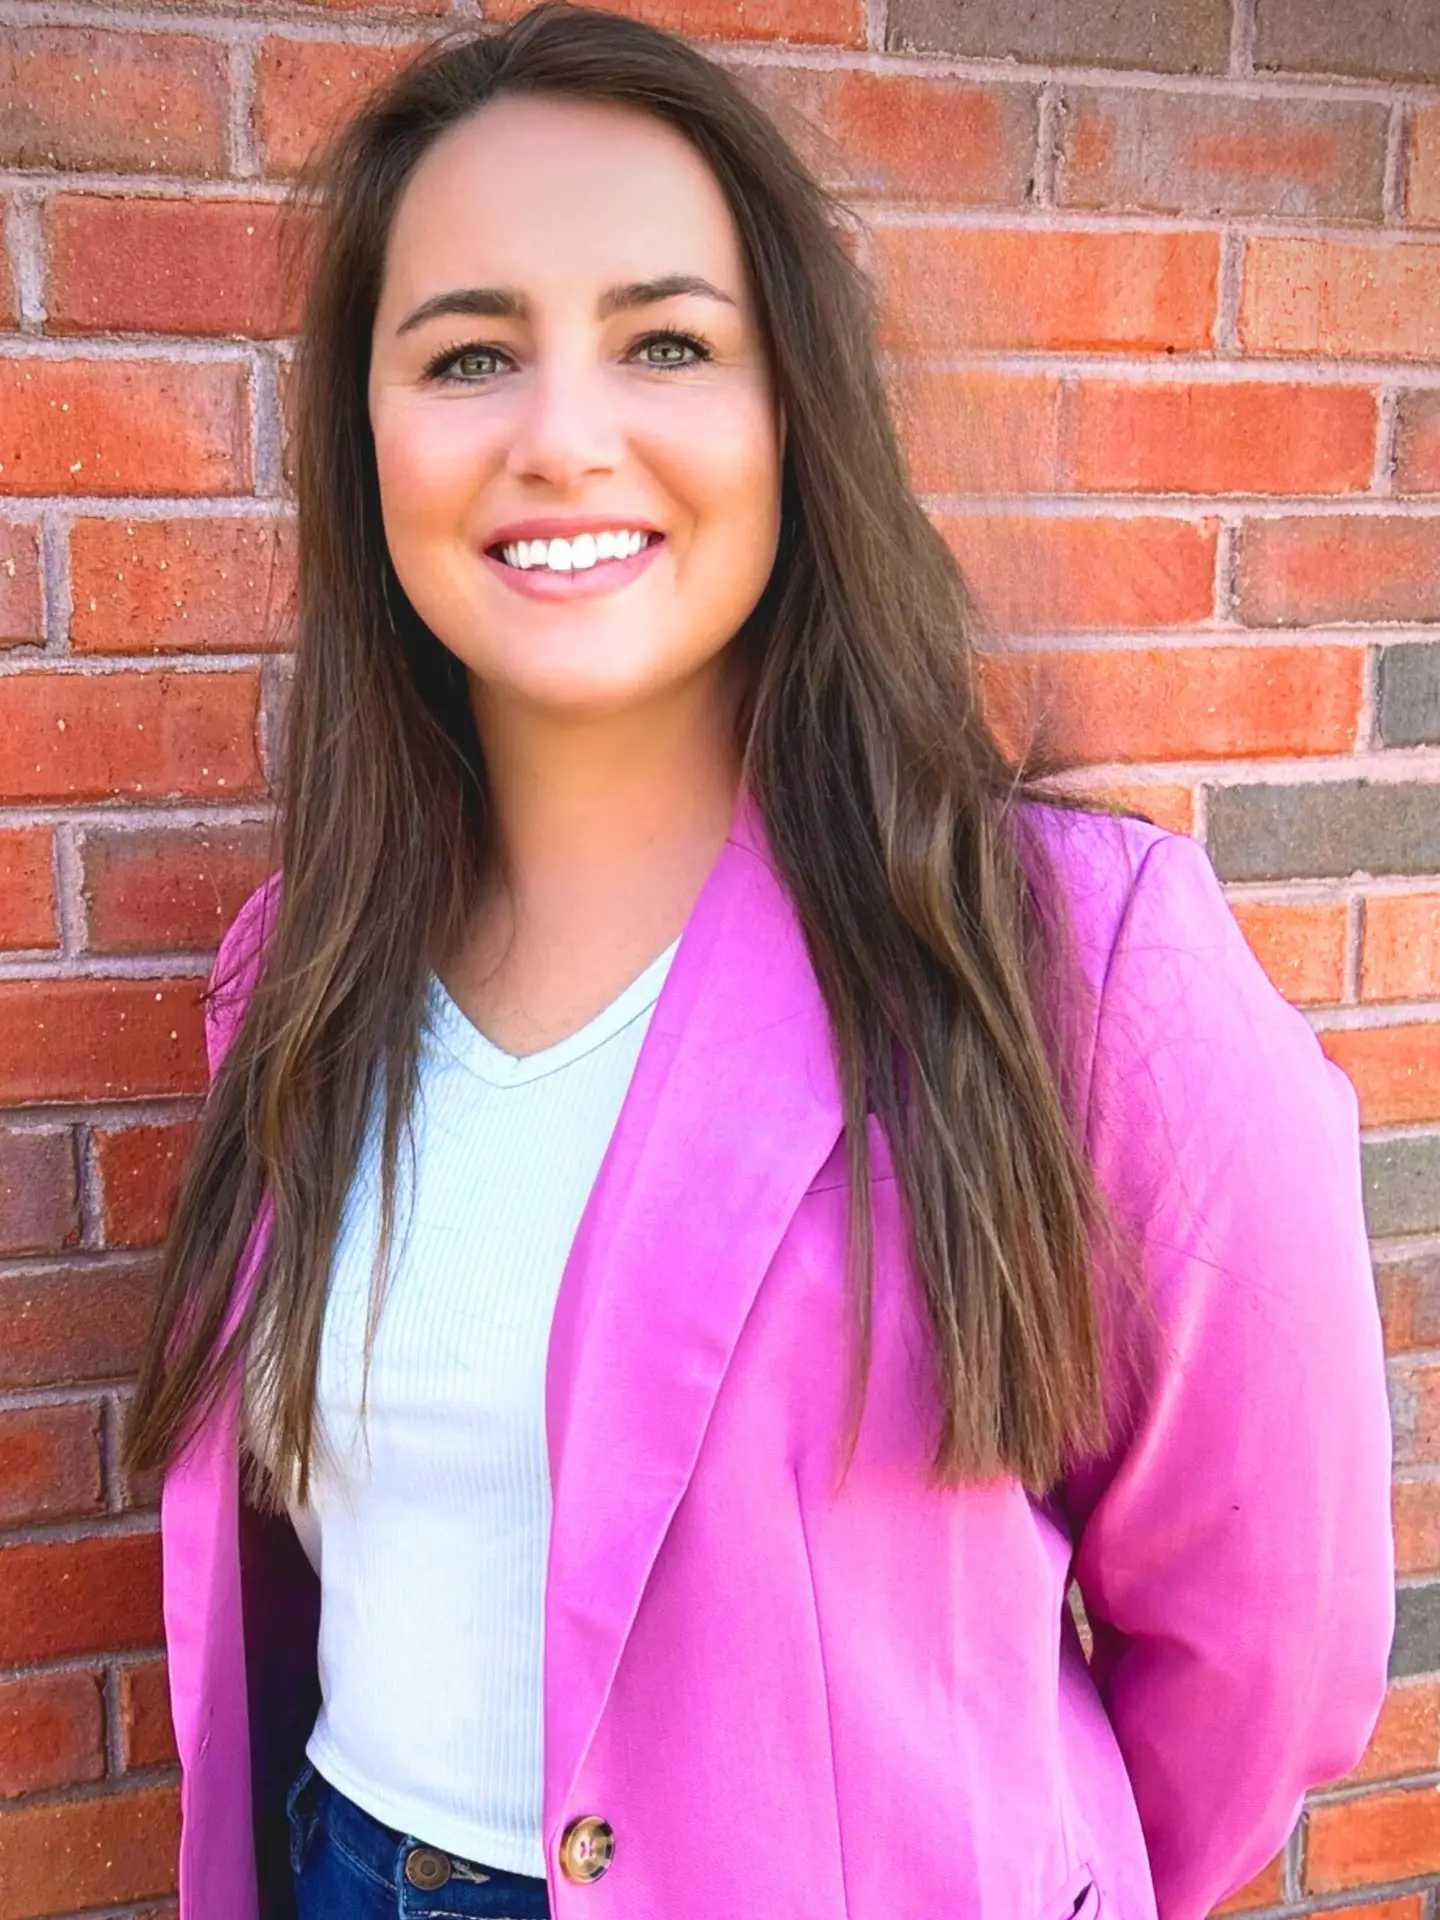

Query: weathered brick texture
[[1, 0, 1437, 1914]]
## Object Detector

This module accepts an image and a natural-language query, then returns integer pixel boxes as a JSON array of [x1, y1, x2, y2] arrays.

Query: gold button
[[558, 1815, 615, 1884], [404, 1847, 452, 1890]]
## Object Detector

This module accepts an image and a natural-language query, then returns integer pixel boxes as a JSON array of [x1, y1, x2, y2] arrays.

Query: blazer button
[[559, 1815, 615, 1884]]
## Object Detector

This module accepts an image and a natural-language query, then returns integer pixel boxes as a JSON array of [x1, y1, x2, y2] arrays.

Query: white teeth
[[498, 529, 652, 572]]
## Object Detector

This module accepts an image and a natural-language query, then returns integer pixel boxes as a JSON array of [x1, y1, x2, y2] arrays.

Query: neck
[[464, 654, 747, 962]]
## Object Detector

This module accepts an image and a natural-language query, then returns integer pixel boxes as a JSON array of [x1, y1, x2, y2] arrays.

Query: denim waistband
[[290, 1759, 551, 1917]]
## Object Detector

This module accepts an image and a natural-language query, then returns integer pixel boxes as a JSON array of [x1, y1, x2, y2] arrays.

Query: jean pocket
[[286, 1757, 321, 1874]]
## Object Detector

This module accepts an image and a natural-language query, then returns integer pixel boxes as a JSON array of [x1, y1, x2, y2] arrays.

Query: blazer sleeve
[[1061, 830, 1394, 1920]]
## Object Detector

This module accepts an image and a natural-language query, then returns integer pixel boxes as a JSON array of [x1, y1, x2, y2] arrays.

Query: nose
[[503, 350, 625, 492]]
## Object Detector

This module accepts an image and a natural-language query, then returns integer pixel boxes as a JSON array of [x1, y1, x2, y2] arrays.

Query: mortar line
[[227, 35, 260, 180], [5, 187, 46, 331], [1229, 0, 1257, 77], [1033, 82, 1061, 209], [5, 0, 1440, 103], [1385, 100, 1412, 224], [1373, 386, 1402, 495]]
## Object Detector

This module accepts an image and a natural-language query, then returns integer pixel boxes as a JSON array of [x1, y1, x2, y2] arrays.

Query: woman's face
[[368, 93, 786, 729]]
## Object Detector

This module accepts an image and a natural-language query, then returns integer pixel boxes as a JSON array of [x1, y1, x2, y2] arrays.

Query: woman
[[124, 8, 1395, 1919]]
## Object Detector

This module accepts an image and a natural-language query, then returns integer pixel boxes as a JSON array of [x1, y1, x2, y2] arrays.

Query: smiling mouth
[[487, 530, 662, 573]]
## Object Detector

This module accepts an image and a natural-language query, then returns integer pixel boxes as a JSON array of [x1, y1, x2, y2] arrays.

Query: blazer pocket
[[1034, 1862, 1101, 1920]]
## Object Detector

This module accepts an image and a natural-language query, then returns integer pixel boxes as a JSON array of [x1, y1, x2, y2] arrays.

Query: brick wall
[[1, 0, 1438, 1913]]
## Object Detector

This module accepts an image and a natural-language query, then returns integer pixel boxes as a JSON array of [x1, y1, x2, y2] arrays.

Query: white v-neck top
[[260, 939, 679, 1876]]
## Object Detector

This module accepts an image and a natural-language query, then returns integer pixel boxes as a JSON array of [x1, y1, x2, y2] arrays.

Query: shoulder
[[204, 870, 284, 1078], [1015, 798, 1230, 1007], [1015, 800, 1329, 1132], [1027, 804, 1357, 1182]]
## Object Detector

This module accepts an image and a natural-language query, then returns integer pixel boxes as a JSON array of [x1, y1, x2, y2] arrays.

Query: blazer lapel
[[542, 788, 845, 1833]]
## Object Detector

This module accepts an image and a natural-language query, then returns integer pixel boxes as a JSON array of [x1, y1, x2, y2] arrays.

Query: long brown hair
[[125, 1, 1141, 1505]]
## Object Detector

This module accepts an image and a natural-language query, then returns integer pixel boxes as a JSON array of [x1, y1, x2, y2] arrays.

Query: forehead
[[378, 93, 749, 313]]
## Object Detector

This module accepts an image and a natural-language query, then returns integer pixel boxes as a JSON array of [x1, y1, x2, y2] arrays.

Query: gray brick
[[1364, 1133, 1440, 1241], [1379, 644, 1440, 749], [886, 0, 1230, 72], [0, 1126, 79, 1254], [1390, 1580, 1440, 1680], [1055, 90, 1387, 221], [1209, 781, 1440, 882], [1256, 0, 1440, 82]]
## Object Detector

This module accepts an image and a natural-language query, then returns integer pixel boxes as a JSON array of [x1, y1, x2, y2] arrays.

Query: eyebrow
[[394, 274, 738, 337]]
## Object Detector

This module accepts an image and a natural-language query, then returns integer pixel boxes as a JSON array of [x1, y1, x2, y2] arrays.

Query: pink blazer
[[160, 792, 1395, 1920]]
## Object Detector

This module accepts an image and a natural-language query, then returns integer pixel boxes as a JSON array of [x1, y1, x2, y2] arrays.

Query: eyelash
[[420, 327, 716, 385]]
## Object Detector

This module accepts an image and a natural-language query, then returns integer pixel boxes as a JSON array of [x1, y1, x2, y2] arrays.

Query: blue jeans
[[287, 1758, 551, 1918]]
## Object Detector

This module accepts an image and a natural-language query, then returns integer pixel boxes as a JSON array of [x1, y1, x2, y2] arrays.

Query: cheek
[[663, 394, 782, 556], [371, 403, 488, 538]]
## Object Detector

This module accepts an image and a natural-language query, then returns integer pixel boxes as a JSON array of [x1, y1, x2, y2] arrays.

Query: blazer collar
[[542, 785, 846, 1832]]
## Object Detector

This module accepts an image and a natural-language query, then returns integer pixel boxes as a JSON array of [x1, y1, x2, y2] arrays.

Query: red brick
[[119, 1447, 164, 1519], [1074, 781, 1197, 836], [485, 0, 864, 42], [0, 1670, 104, 1798], [1410, 108, 1440, 227], [0, 1125, 79, 1254], [1213, 1848, 1284, 1913], [83, 824, 275, 956], [936, 515, 1218, 634], [95, 1121, 198, 1248], [255, 37, 421, 177], [875, 227, 1220, 354], [1394, 391, 1440, 494], [120, 1660, 177, 1770], [1390, 1360, 1440, 1469], [47, 196, 308, 341], [1305, 1785, 1440, 1892], [0, 1782, 177, 1917], [0, 670, 263, 805], [1229, 899, 1348, 1006], [0, 977, 206, 1102], [1345, 1678, 1440, 1785], [1377, 1252, 1440, 1354], [1236, 517, 1440, 626], [71, 516, 296, 656], [1064, 380, 1376, 496], [1056, 89, 1386, 220], [1395, 1479, 1440, 1577], [1362, 893, 1440, 1002], [0, 28, 227, 175], [886, 369, 1061, 494], [980, 643, 1361, 766], [0, 520, 43, 646], [737, 69, 1035, 204], [0, 359, 250, 497], [0, 1259, 161, 1389], [0, 1402, 103, 1525], [1319, 1023, 1440, 1127], [0, 1532, 162, 1666], [1240, 236, 1440, 361], [0, 826, 57, 950]]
